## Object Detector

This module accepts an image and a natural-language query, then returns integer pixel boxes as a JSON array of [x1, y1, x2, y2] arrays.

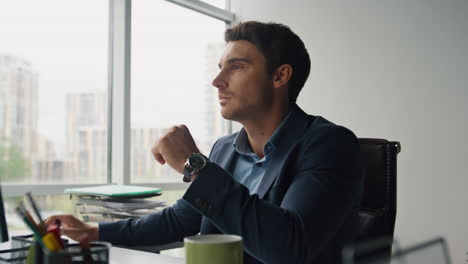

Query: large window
[[0, 0, 109, 184], [131, 0, 228, 183], [0, 1, 233, 187], [1, 0, 234, 243]]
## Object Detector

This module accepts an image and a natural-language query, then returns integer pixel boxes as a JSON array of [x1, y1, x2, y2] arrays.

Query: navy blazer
[[100, 105, 363, 264]]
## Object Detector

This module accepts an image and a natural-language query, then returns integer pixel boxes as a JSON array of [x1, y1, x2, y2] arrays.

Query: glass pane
[[131, 1, 227, 183], [4, 195, 77, 234], [0, 1, 109, 184], [4, 190, 183, 234]]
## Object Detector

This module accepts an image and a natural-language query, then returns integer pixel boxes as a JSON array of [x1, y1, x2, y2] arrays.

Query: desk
[[111, 246, 183, 264], [1, 240, 184, 264]]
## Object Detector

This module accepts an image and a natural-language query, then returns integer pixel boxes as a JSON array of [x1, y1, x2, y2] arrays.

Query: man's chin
[[220, 107, 236, 121]]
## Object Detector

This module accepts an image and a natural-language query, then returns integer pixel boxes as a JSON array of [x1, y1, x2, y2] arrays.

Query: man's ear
[[273, 64, 293, 89]]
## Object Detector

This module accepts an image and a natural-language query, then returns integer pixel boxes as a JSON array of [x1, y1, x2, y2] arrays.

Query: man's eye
[[232, 64, 242, 70]]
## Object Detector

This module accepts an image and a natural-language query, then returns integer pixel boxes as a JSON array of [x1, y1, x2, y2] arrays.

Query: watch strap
[[183, 153, 209, 182]]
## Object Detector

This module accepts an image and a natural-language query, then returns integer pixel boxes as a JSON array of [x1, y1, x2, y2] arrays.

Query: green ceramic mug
[[185, 234, 243, 264]]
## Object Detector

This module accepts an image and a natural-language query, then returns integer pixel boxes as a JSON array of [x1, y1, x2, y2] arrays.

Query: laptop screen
[[0, 185, 9, 242]]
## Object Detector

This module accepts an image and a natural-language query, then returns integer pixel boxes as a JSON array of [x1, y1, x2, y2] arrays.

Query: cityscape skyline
[[0, 0, 228, 184], [0, 44, 227, 183]]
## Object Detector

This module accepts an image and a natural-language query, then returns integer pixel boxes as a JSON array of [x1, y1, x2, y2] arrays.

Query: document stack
[[64, 185, 166, 222]]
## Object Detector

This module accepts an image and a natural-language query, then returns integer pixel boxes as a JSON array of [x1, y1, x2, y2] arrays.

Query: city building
[[65, 92, 107, 182], [0, 55, 39, 181]]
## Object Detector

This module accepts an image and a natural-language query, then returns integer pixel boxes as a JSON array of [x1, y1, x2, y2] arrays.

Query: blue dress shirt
[[232, 112, 292, 194]]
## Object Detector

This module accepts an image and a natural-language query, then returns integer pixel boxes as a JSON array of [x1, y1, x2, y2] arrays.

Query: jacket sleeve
[[182, 126, 363, 263], [98, 139, 224, 246], [99, 198, 202, 246]]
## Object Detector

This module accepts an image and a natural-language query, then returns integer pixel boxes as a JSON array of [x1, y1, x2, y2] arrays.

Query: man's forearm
[[99, 199, 202, 246]]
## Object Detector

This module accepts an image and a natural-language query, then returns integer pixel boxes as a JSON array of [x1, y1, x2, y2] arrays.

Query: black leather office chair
[[353, 138, 401, 259]]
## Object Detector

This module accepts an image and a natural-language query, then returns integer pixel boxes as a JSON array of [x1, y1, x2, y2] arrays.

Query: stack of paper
[[64, 185, 166, 222]]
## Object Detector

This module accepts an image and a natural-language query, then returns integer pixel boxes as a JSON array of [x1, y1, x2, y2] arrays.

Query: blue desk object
[[64, 185, 162, 198]]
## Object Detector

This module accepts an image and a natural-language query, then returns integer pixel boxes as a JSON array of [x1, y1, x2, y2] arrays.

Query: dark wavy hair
[[225, 21, 311, 104]]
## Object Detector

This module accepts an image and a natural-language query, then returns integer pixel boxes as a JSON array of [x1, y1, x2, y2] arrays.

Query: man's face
[[212, 40, 274, 122]]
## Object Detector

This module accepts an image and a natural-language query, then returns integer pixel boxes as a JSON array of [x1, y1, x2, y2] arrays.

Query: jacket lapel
[[256, 105, 311, 199]]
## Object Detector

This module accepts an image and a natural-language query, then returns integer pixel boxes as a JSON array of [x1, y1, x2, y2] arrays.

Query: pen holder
[[6, 234, 110, 264], [0, 234, 39, 263], [41, 241, 110, 264], [0, 245, 29, 263]]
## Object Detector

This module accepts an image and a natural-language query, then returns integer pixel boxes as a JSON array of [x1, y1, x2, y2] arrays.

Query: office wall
[[231, 0, 468, 262]]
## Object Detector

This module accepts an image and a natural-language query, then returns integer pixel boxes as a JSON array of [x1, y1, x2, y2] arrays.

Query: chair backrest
[[355, 139, 401, 255]]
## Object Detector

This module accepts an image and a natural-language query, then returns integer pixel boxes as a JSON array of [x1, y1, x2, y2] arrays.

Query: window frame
[[3, 0, 235, 197]]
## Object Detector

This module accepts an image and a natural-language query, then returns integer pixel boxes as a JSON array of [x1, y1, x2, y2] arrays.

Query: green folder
[[64, 185, 162, 198]]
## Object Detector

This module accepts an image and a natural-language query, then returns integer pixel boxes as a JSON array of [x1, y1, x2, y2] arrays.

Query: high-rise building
[[33, 160, 75, 183], [0, 55, 39, 159], [33, 132, 76, 183], [131, 127, 167, 182], [66, 91, 107, 182], [71, 125, 169, 183], [66, 92, 106, 156], [0, 55, 39, 181], [77, 126, 107, 183]]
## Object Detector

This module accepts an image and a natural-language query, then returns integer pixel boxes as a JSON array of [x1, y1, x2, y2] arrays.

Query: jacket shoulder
[[305, 116, 359, 146]]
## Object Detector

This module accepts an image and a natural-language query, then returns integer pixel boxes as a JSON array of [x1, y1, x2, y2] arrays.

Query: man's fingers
[[44, 214, 74, 227], [151, 139, 166, 165], [152, 144, 166, 164], [154, 153, 166, 164], [151, 124, 198, 172], [61, 227, 85, 233], [61, 226, 98, 243], [44, 216, 57, 226], [177, 124, 188, 131], [61, 228, 88, 243]]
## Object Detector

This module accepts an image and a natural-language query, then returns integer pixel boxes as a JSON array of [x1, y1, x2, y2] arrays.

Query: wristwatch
[[183, 153, 210, 182]]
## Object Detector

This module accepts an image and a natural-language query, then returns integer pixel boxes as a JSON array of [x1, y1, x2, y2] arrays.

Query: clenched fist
[[152, 124, 201, 174]]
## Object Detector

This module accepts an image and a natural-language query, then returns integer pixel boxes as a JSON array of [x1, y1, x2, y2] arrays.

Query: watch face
[[189, 154, 206, 170]]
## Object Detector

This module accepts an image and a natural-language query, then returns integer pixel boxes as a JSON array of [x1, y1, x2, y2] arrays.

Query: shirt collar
[[233, 129, 253, 156], [233, 109, 294, 157]]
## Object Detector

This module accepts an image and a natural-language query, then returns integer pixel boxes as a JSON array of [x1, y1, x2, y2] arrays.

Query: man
[[46, 21, 363, 263]]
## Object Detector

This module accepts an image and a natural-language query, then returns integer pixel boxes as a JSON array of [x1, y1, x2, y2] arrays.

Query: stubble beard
[[220, 84, 274, 123], [220, 101, 264, 123], [220, 104, 237, 121]]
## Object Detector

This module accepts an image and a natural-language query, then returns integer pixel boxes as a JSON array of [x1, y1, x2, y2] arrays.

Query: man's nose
[[212, 71, 226, 89]]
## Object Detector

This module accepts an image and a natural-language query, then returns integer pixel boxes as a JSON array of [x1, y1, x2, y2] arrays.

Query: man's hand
[[152, 124, 200, 174], [44, 215, 99, 243]]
